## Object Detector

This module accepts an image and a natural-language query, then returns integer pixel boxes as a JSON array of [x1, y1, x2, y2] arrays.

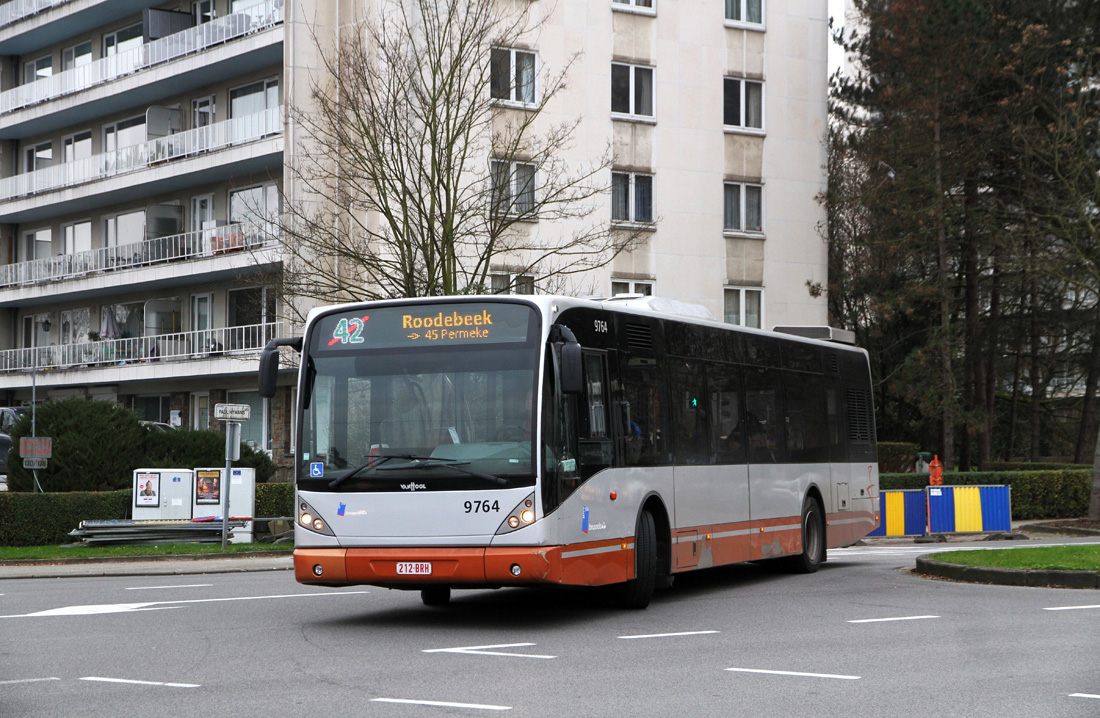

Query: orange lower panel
[[294, 542, 632, 588]]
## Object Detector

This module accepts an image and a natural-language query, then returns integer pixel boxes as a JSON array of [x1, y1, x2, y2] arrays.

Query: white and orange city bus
[[259, 295, 878, 608]]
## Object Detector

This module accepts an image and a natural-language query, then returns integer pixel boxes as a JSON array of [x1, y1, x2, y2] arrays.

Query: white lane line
[[619, 630, 720, 639], [423, 643, 555, 659], [726, 668, 860, 680], [371, 698, 510, 711], [1044, 605, 1100, 612], [1070, 693, 1100, 699], [80, 676, 200, 688], [0, 590, 370, 619], [0, 677, 61, 685], [848, 615, 940, 624], [126, 584, 213, 591]]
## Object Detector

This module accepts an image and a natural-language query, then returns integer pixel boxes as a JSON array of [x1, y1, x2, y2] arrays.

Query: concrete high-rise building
[[0, 0, 828, 475]]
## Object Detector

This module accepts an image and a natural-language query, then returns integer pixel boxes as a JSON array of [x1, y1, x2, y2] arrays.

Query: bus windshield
[[298, 302, 540, 492]]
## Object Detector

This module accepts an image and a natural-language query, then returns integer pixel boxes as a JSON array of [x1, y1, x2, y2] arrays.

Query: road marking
[[371, 698, 510, 711], [848, 615, 940, 624], [126, 584, 213, 591], [423, 643, 556, 659], [0, 591, 370, 619], [0, 677, 60, 685], [726, 668, 860, 680], [619, 630, 720, 639], [1070, 693, 1100, 699], [80, 676, 200, 688], [1044, 605, 1100, 612]]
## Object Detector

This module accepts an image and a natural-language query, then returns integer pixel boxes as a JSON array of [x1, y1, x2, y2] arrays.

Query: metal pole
[[221, 421, 239, 550], [31, 364, 42, 493]]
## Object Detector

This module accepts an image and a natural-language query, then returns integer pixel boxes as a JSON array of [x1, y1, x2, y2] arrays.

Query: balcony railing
[[0, 222, 277, 289], [0, 322, 280, 374], [0, 105, 281, 202], [0, 0, 69, 28], [0, 0, 283, 114]]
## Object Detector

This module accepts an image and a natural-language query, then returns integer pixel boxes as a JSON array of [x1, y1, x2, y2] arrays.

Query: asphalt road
[[2, 538, 1099, 717]]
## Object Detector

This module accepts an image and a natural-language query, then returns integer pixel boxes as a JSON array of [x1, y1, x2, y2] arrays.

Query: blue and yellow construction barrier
[[867, 489, 927, 537], [867, 485, 1011, 537], [928, 485, 1012, 534]]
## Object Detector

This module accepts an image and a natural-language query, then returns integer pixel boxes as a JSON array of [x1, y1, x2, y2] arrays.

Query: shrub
[[143, 428, 277, 482], [879, 469, 1090, 520], [256, 482, 294, 518], [5, 398, 147, 492], [878, 442, 919, 473], [0, 490, 130, 547]]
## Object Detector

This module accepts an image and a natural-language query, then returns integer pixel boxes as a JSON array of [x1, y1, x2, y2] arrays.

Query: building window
[[725, 0, 764, 26], [133, 395, 172, 423], [62, 41, 93, 71], [611, 171, 653, 224], [723, 78, 764, 131], [490, 273, 535, 295], [611, 62, 654, 119], [228, 286, 277, 349], [23, 142, 51, 173], [612, 0, 655, 12], [23, 228, 51, 262], [193, 0, 216, 24], [63, 221, 92, 255], [63, 131, 93, 163], [491, 160, 536, 217], [230, 183, 280, 231], [228, 391, 272, 451], [104, 115, 146, 152], [230, 77, 279, 117], [60, 307, 91, 345], [723, 182, 763, 233], [724, 287, 763, 328], [611, 280, 653, 296], [103, 23, 143, 57], [491, 48, 537, 105], [23, 54, 51, 84], [104, 210, 146, 248]]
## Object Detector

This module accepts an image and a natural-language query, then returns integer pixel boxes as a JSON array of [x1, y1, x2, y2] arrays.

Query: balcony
[[0, 0, 283, 138], [0, 321, 281, 388], [0, 106, 282, 223], [0, 0, 69, 29], [0, 222, 281, 310]]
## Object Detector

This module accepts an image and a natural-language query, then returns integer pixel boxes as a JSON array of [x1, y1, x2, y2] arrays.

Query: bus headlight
[[297, 500, 335, 536], [496, 493, 536, 535]]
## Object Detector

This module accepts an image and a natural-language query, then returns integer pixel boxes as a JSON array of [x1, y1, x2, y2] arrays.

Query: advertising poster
[[135, 472, 160, 507], [195, 469, 221, 505]]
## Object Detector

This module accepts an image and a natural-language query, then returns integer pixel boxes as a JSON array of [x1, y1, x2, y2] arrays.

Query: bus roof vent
[[604, 295, 716, 321], [625, 321, 654, 350], [773, 326, 857, 345]]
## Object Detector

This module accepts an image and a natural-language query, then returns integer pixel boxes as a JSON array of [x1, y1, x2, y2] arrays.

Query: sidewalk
[[0, 553, 292, 580]]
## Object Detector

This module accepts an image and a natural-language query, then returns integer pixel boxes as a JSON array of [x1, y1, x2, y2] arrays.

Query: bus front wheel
[[618, 510, 657, 609], [421, 586, 451, 606], [783, 496, 825, 574]]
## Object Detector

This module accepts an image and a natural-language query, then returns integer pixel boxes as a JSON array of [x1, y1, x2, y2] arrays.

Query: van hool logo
[[400, 482, 427, 492]]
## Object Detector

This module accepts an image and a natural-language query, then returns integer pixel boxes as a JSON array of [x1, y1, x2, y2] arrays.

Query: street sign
[[214, 403, 251, 421], [19, 437, 52, 458], [23, 458, 47, 470]]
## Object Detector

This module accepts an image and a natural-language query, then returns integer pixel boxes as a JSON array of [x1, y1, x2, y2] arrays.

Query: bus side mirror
[[551, 324, 583, 395], [259, 336, 303, 398]]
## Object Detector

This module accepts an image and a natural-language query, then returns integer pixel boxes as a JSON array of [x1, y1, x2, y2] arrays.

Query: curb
[[0, 550, 293, 568], [1017, 523, 1100, 537], [915, 555, 1100, 589]]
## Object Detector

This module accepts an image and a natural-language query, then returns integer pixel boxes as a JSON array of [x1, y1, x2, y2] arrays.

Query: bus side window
[[744, 366, 785, 464], [577, 352, 612, 475], [621, 356, 662, 466], [709, 363, 745, 464], [671, 360, 710, 464]]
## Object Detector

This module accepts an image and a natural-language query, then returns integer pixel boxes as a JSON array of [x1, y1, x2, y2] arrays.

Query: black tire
[[618, 510, 657, 609], [421, 586, 451, 606], [783, 496, 825, 574]]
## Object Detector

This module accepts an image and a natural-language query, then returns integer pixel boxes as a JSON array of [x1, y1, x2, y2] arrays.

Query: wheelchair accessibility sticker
[[310, 462, 324, 478]]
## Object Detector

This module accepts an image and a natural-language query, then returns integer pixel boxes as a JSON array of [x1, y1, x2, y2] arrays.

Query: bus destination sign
[[318, 303, 533, 351]]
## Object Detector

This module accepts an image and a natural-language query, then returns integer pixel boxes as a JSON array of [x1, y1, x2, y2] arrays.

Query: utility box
[[133, 469, 194, 520], [192, 467, 256, 543]]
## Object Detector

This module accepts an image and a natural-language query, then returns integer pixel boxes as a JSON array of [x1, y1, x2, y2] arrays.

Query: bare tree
[[264, 0, 640, 322]]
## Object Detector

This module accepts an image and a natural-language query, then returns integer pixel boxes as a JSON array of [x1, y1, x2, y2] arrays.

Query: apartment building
[[0, 0, 828, 472]]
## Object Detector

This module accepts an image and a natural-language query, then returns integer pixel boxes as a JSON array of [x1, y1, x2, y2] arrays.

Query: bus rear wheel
[[421, 586, 451, 606], [618, 510, 657, 609], [783, 496, 825, 574]]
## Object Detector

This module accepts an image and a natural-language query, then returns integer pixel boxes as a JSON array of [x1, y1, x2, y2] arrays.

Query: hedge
[[0, 484, 296, 548], [880, 469, 1091, 520]]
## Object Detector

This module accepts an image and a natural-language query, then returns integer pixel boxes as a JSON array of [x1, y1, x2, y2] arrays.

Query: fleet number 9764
[[464, 500, 500, 513]]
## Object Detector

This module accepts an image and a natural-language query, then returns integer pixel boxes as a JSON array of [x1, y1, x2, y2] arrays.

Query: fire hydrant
[[929, 454, 943, 486]]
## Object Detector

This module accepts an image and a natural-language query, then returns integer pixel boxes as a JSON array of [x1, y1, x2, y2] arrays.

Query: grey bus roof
[[773, 326, 857, 345]]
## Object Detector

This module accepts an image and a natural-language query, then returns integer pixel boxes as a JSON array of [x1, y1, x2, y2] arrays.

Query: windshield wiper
[[327, 454, 406, 489], [376, 458, 512, 487]]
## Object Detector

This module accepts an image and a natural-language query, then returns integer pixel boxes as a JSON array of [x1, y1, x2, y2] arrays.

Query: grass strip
[[0, 542, 293, 562], [932, 545, 1100, 572]]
